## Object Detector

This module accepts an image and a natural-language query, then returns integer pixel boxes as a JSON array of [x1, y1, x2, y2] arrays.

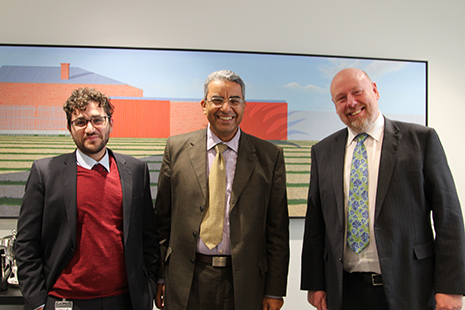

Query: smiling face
[[68, 101, 113, 161], [201, 79, 245, 142], [331, 68, 380, 134]]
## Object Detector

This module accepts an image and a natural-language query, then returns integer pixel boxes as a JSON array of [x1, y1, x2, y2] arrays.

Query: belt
[[47, 292, 132, 309], [345, 271, 383, 286], [196, 253, 232, 267]]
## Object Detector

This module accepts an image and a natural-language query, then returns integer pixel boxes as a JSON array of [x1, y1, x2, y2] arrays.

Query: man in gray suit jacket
[[16, 88, 160, 310], [154, 70, 289, 310], [301, 68, 465, 310]]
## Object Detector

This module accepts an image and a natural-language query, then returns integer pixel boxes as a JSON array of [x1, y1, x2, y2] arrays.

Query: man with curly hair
[[16, 87, 160, 310]]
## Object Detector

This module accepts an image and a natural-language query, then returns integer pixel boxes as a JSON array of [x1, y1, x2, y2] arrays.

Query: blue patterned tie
[[347, 133, 369, 254]]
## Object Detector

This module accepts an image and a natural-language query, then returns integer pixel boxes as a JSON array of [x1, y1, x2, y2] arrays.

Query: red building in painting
[[0, 64, 288, 140]]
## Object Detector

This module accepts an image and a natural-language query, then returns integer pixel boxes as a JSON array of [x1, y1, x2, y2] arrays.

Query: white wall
[[2, 0, 465, 309]]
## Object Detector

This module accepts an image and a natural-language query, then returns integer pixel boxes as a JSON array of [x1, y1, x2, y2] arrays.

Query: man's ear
[[372, 82, 380, 100], [200, 99, 207, 115]]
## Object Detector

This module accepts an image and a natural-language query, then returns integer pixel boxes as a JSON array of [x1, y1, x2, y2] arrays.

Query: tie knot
[[356, 133, 368, 144], [215, 143, 228, 154], [92, 163, 107, 173]]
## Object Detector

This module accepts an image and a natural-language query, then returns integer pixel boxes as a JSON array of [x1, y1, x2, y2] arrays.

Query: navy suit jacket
[[16, 149, 160, 310], [301, 117, 465, 309]]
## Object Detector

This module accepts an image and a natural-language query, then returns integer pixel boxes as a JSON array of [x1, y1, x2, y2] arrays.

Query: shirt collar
[[347, 112, 385, 146], [76, 148, 111, 172], [206, 124, 240, 153]]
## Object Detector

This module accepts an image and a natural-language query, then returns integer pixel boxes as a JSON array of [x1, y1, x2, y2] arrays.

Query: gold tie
[[200, 143, 228, 249]]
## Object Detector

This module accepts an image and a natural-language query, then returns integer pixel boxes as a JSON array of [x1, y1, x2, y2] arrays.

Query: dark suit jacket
[[155, 129, 289, 310], [16, 149, 160, 310], [301, 117, 465, 310]]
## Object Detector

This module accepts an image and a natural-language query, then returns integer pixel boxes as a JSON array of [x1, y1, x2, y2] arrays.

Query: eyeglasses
[[71, 116, 110, 129], [207, 96, 245, 108]]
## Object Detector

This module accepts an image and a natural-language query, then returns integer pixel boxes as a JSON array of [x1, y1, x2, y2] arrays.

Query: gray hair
[[203, 70, 246, 100]]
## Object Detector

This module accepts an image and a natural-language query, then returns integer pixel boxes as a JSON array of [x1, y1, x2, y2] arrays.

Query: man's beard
[[74, 133, 109, 156], [348, 110, 378, 134]]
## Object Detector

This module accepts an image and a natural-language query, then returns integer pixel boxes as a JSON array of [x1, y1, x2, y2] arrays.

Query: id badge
[[55, 300, 73, 310]]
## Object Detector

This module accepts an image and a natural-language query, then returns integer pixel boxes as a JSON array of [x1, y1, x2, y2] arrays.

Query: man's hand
[[308, 290, 328, 310], [435, 293, 463, 310], [262, 297, 284, 310], [155, 283, 165, 309]]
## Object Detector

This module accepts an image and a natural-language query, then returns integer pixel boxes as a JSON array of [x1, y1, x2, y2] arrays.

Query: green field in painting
[[0, 135, 315, 217]]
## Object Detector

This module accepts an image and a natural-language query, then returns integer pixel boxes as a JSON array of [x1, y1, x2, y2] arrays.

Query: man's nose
[[84, 120, 96, 133], [347, 94, 357, 107], [220, 100, 232, 112]]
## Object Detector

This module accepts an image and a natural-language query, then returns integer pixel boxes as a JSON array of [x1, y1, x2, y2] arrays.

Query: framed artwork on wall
[[0, 44, 427, 217]]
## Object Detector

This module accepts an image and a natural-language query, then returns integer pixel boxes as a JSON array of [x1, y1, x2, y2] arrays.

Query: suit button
[[193, 231, 198, 238], [199, 206, 204, 212], [190, 258, 195, 264], [70, 248, 75, 253]]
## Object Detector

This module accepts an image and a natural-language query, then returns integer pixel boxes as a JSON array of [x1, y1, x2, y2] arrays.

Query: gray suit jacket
[[301, 117, 465, 309], [16, 149, 160, 310], [155, 129, 289, 310]]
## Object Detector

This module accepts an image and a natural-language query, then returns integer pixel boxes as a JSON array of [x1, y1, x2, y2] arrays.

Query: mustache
[[84, 133, 103, 139]]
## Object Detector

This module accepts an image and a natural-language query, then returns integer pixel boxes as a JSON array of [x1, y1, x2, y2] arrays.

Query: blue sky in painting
[[0, 45, 426, 116]]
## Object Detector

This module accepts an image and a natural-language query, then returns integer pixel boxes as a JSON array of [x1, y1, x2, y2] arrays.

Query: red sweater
[[50, 156, 129, 299]]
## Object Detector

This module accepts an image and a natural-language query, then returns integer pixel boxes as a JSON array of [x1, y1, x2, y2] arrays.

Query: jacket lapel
[[62, 152, 78, 248], [230, 133, 257, 212], [331, 130, 348, 229], [375, 117, 400, 220], [187, 129, 208, 200]]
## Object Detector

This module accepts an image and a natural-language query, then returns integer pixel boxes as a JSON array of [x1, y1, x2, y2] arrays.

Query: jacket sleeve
[[425, 129, 465, 294], [15, 160, 48, 310], [264, 147, 290, 296], [141, 160, 161, 294], [154, 138, 173, 279], [300, 145, 327, 292]]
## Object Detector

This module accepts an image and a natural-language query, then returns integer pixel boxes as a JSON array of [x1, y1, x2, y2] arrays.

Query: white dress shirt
[[196, 125, 240, 255], [76, 148, 110, 172], [343, 114, 384, 274]]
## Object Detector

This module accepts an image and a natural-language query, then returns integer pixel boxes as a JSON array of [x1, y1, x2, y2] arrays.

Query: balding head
[[330, 68, 380, 134]]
